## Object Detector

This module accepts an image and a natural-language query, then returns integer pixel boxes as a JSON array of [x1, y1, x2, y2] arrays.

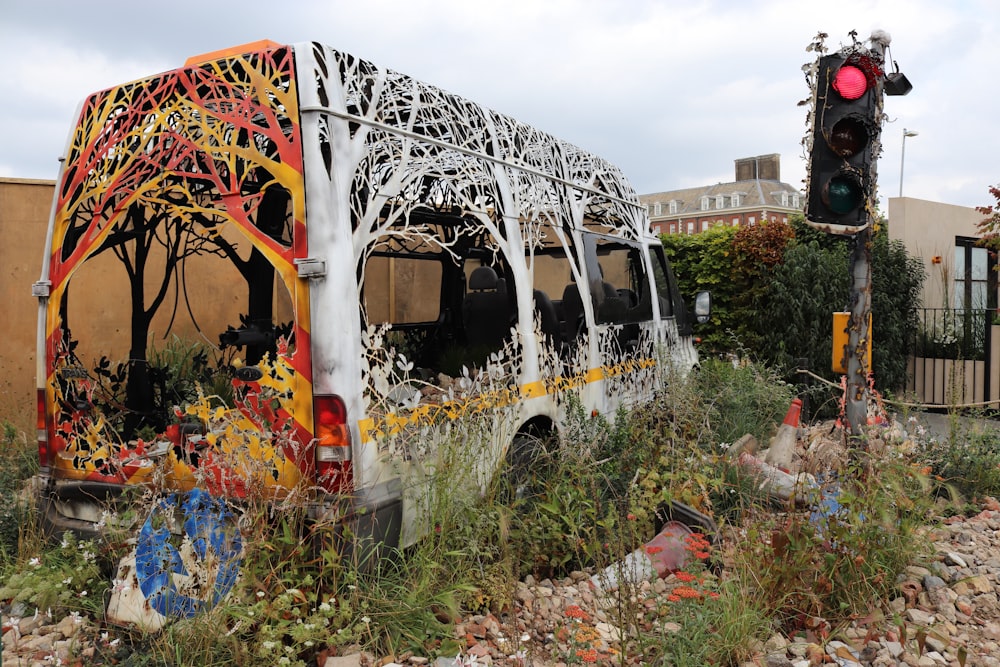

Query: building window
[[715, 195, 724, 209], [700, 196, 709, 211], [668, 223, 676, 234], [654, 202, 662, 216], [669, 200, 678, 214], [792, 194, 800, 208], [733, 217, 739, 226], [748, 216, 756, 226], [780, 192, 789, 207], [954, 237, 996, 310], [732, 193, 741, 207], [701, 221, 709, 232], [687, 221, 695, 234]]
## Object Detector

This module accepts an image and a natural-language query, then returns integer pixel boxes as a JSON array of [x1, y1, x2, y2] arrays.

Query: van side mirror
[[694, 291, 712, 325]]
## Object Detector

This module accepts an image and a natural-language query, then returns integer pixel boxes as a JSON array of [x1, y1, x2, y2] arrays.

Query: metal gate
[[906, 308, 999, 408]]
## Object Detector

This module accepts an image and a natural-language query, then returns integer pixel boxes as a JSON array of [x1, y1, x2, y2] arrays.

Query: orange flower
[[667, 594, 681, 602], [674, 585, 701, 599], [627, 513, 637, 521], [646, 545, 664, 555], [576, 648, 599, 663], [675, 571, 697, 583], [565, 604, 590, 621]]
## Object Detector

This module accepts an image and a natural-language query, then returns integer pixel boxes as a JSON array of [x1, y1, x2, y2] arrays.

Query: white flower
[[62, 578, 72, 585], [318, 602, 331, 612], [28, 557, 41, 567], [278, 658, 291, 666], [256, 590, 266, 598], [361, 615, 371, 624], [262, 640, 276, 651]]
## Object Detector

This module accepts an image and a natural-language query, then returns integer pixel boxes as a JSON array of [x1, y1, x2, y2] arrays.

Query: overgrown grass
[[0, 421, 38, 561], [0, 358, 961, 665]]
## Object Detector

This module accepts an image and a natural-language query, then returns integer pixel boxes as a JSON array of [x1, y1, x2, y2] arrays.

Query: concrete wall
[[887, 196, 987, 310], [0, 178, 54, 436]]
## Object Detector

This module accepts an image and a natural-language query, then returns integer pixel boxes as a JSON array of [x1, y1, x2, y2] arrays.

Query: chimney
[[735, 154, 781, 182]]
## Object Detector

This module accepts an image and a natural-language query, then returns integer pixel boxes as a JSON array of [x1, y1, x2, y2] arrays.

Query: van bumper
[[36, 474, 403, 550]]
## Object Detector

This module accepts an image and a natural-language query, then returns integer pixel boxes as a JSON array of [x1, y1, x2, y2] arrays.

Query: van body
[[34, 40, 701, 548]]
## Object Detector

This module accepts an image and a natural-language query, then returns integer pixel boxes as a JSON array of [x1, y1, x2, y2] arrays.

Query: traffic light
[[805, 51, 883, 231]]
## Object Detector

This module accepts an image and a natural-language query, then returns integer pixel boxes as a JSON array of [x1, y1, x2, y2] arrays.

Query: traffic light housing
[[805, 51, 883, 232]]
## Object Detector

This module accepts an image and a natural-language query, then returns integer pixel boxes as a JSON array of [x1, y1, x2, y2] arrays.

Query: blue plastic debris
[[135, 488, 243, 618]]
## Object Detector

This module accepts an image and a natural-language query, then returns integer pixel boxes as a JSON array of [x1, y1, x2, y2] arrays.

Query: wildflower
[[278, 658, 291, 666], [575, 648, 599, 663], [28, 557, 40, 567], [675, 571, 697, 583], [361, 615, 371, 624], [667, 594, 681, 602], [646, 545, 663, 555], [319, 602, 332, 612], [79, 590, 88, 597], [256, 590, 266, 598], [564, 605, 589, 621], [674, 585, 701, 599], [262, 640, 276, 651], [62, 577, 72, 585], [626, 513, 637, 521]]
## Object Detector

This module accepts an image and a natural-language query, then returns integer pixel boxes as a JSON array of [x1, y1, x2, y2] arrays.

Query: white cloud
[[1, 0, 997, 210]]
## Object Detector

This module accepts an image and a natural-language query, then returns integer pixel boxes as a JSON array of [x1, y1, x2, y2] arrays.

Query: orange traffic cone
[[764, 398, 802, 470], [783, 398, 802, 428]]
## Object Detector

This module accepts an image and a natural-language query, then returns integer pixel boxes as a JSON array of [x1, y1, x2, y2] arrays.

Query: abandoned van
[[34, 40, 708, 554]]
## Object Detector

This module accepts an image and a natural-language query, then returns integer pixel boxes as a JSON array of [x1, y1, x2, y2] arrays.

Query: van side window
[[592, 240, 655, 325], [650, 248, 676, 319], [364, 255, 443, 324]]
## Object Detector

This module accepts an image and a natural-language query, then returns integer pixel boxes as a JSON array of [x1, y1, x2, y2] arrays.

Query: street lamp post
[[899, 128, 918, 197]]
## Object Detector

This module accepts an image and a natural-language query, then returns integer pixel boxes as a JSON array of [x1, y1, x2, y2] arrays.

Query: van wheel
[[501, 432, 551, 504]]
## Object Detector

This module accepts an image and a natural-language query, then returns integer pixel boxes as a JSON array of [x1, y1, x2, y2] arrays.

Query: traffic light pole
[[845, 228, 872, 436]]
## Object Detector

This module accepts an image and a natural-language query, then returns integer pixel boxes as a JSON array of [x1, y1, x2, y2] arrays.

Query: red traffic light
[[832, 65, 868, 100]]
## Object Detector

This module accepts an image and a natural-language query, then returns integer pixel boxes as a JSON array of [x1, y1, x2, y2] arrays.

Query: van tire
[[502, 432, 552, 504]]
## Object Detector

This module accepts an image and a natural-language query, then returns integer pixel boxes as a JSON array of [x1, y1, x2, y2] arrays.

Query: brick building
[[639, 154, 803, 235]]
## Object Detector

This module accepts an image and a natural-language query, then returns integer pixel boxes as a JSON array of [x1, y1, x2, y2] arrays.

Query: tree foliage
[[660, 214, 924, 396]]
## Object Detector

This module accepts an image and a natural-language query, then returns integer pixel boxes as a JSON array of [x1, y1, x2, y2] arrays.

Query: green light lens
[[825, 175, 863, 215]]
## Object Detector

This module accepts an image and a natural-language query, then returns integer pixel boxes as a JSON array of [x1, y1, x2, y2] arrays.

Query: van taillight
[[314, 394, 352, 493], [36, 388, 50, 467]]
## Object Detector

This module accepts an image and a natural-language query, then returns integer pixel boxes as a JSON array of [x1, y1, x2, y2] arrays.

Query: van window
[[650, 247, 677, 319], [364, 255, 442, 324], [592, 239, 654, 324]]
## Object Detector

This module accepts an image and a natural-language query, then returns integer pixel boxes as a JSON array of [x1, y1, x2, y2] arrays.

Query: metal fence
[[907, 308, 995, 408]]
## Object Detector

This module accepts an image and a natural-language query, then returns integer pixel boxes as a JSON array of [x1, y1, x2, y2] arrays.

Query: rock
[[905, 608, 935, 626], [324, 655, 362, 667], [953, 575, 993, 596], [945, 552, 968, 567]]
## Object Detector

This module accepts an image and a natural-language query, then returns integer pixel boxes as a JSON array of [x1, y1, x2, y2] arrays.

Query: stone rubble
[[7, 420, 1000, 665], [5, 504, 1000, 666]]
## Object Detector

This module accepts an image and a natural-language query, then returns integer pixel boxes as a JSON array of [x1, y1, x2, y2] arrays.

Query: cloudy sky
[[2, 0, 997, 212]]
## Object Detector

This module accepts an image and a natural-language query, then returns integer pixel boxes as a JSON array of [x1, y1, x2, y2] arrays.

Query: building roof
[[640, 179, 802, 216], [638, 154, 804, 219]]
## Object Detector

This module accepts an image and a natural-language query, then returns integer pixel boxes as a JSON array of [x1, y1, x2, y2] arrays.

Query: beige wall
[[0, 178, 54, 436], [888, 196, 987, 310]]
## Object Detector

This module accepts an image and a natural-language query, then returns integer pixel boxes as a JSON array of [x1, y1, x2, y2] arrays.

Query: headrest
[[468, 266, 499, 291]]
